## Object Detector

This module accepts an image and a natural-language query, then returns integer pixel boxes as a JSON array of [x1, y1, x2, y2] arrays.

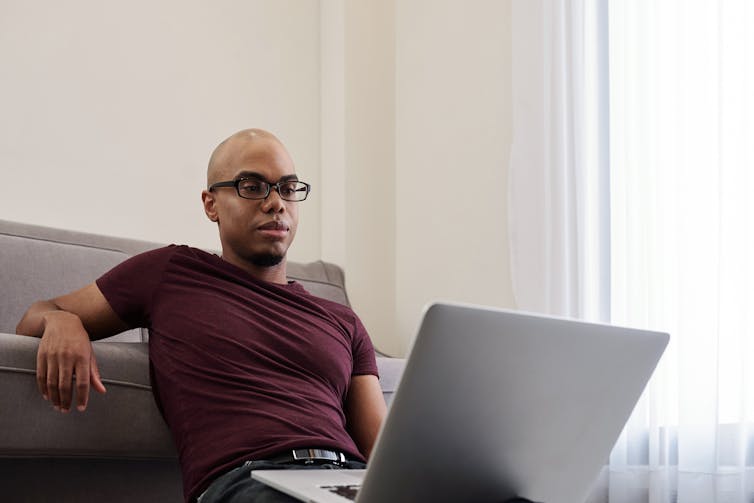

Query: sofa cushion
[[0, 334, 405, 459], [0, 334, 175, 458], [286, 260, 350, 306], [0, 233, 143, 342]]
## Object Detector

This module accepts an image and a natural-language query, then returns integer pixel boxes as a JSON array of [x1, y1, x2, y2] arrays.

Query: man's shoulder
[[110, 245, 220, 280], [134, 244, 216, 262]]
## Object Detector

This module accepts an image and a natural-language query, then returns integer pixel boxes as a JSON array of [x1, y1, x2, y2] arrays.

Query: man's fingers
[[90, 355, 107, 395], [46, 357, 61, 411], [36, 346, 49, 401], [35, 312, 99, 413], [75, 358, 91, 412], [58, 360, 74, 413]]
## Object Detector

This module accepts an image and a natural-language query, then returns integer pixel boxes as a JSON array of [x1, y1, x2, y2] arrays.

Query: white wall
[[1, 0, 515, 357], [393, 0, 515, 355], [0, 0, 322, 261], [343, 1, 398, 356]]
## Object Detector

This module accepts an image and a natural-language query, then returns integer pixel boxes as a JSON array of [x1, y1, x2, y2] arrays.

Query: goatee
[[250, 253, 284, 268]]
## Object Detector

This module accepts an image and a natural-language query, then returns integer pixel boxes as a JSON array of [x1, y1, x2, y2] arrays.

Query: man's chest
[[149, 280, 355, 395]]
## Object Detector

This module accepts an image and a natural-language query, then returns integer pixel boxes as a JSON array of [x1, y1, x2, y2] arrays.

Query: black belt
[[268, 448, 350, 466]]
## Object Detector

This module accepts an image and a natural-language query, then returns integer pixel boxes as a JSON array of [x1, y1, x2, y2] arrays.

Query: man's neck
[[220, 252, 288, 284]]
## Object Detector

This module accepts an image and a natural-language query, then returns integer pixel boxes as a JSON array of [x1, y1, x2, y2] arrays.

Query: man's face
[[203, 137, 300, 270]]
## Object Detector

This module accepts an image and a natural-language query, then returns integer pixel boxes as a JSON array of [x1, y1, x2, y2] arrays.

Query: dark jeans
[[197, 460, 541, 503]]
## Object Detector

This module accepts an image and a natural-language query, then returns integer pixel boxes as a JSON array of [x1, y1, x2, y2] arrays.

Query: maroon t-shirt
[[96, 245, 378, 502]]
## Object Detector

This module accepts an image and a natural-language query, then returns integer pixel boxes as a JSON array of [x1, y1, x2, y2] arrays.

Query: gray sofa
[[0, 219, 405, 502]]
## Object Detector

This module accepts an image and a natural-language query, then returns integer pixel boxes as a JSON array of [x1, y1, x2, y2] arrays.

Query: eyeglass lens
[[237, 179, 308, 201]]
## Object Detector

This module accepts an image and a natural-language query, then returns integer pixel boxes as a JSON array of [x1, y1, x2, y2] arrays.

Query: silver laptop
[[253, 302, 668, 503]]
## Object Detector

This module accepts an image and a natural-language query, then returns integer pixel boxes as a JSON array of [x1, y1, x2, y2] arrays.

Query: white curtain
[[509, 0, 610, 322], [509, 2, 611, 501], [608, 1, 754, 502], [510, 1, 754, 502]]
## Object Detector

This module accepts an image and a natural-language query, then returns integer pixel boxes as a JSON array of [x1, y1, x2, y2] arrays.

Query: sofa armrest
[[375, 356, 405, 407], [0, 332, 176, 459], [1, 333, 406, 460]]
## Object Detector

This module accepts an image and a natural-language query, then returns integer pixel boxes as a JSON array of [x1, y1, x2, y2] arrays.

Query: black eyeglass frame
[[208, 178, 311, 201]]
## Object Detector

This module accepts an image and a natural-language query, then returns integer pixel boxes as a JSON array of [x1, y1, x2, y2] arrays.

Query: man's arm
[[345, 374, 387, 460], [16, 283, 130, 413]]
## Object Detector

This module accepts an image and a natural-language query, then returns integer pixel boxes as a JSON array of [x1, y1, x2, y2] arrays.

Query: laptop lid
[[255, 302, 668, 503]]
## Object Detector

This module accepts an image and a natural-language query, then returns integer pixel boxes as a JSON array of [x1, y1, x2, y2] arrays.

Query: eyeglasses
[[208, 178, 311, 202]]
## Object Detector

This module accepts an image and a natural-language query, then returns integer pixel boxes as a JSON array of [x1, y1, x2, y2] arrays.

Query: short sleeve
[[96, 245, 177, 328], [351, 313, 379, 378]]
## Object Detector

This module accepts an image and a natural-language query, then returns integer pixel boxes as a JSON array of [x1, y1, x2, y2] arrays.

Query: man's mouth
[[257, 221, 289, 232]]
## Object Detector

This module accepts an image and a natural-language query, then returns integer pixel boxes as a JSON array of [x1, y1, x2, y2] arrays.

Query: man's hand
[[17, 283, 129, 412], [36, 311, 106, 413]]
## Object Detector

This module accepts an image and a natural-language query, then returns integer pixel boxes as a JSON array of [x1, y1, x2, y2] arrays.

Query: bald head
[[201, 127, 301, 283], [207, 128, 287, 187]]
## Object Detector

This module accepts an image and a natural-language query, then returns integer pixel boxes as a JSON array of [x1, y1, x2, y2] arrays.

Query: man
[[16, 129, 387, 502]]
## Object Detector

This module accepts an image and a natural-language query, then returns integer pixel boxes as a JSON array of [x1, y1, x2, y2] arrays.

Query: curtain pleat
[[608, 1, 754, 502], [510, 1, 754, 502]]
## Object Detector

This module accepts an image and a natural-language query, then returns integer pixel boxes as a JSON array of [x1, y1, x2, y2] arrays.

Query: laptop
[[253, 302, 669, 503]]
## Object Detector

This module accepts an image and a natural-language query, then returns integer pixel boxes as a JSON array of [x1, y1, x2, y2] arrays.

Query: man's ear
[[201, 190, 219, 223]]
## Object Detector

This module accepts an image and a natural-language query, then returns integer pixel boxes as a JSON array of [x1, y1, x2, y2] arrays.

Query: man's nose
[[261, 187, 285, 213]]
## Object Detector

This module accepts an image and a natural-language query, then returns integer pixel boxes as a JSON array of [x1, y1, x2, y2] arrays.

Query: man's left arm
[[345, 374, 387, 460]]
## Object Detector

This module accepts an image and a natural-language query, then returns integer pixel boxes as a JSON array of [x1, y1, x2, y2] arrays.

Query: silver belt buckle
[[292, 448, 345, 465]]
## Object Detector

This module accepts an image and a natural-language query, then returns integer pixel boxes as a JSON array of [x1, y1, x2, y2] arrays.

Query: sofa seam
[[0, 232, 129, 256], [286, 276, 342, 288], [0, 366, 152, 391]]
